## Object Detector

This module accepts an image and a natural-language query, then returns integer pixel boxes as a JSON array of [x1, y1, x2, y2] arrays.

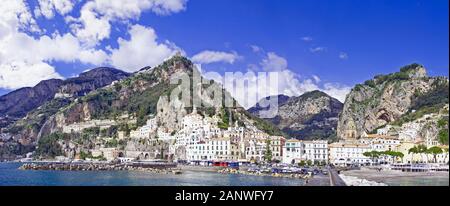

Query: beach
[[342, 169, 449, 186]]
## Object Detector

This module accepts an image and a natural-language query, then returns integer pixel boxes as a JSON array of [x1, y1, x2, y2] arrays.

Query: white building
[[359, 135, 401, 152], [174, 107, 221, 149], [282, 139, 328, 164], [329, 142, 372, 166], [269, 136, 286, 161], [185, 137, 239, 161], [130, 118, 158, 139], [245, 139, 267, 162], [282, 139, 303, 164], [62, 119, 116, 134], [303, 140, 328, 164]]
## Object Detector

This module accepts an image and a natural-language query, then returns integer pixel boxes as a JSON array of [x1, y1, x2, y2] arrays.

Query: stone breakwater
[[218, 168, 312, 179], [339, 174, 387, 186], [19, 163, 182, 174]]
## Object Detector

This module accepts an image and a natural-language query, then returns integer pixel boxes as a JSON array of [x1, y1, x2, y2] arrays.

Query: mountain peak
[[248, 90, 343, 140], [301, 90, 329, 99], [0, 66, 130, 124], [399, 63, 427, 79], [79, 67, 129, 78]]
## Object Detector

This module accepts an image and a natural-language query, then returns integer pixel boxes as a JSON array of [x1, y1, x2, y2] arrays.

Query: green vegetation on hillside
[[5, 98, 72, 134], [128, 82, 177, 127], [100, 125, 118, 138], [35, 132, 67, 158], [0, 142, 35, 160], [79, 151, 106, 161], [217, 107, 234, 129], [392, 80, 449, 126], [300, 90, 327, 100], [438, 117, 449, 145], [362, 63, 425, 88], [242, 110, 284, 136], [411, 79, 449, 111]]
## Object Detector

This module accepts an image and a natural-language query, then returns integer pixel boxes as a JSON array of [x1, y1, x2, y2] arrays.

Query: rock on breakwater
[[19, 163, 182, 174], [339, 174, 387, 186]]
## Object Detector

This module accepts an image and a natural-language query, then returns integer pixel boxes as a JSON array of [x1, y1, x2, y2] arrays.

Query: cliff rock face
[[0, 67, 129, 148], [337, 64, 449, 139], [0, 56, 283, 159], [59, 67, 130, 97], [0, 79, 64, 120], [42, 56, 281, 138], [248, 91, 343, 140], [0, 67, 129, 129]]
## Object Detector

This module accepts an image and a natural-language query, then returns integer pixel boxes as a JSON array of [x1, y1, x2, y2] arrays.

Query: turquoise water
[[0, 163, 305, 186]]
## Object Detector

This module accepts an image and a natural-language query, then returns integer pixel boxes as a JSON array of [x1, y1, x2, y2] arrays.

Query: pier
[[329, 169, 347, 186]]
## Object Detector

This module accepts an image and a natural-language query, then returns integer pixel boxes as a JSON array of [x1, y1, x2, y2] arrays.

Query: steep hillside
[[248, 91, 343, 140], [0, 67, 129, 129], [1, 55, 283, 160], [337, 63, 449, 139]]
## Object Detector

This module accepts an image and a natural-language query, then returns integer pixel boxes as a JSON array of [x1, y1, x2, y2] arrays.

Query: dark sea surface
[[0, 163, 306, 186]]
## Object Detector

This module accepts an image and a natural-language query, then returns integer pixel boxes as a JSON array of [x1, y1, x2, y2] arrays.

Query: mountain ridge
[[248, 90, 343, 141], [337, 63, 449, 139], [0, 67, 129, 129], [0, 55, 284, 160]]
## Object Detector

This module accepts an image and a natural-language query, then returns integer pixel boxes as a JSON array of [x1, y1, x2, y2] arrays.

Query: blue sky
[[0, 0, 448, 103]]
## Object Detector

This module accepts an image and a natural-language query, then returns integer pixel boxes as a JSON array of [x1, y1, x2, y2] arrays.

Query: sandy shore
[[342, 169, 449, 186]]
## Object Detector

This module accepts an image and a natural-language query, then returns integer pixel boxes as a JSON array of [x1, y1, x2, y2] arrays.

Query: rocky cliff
[[0, 79, 63, 126], [0, 67, 129, 129], [2, 55, 282, 157], [0, 67, 129, 159], [55, 56, 281, 136], [248, 91, 343, 140], [337, 63, 449, 139]]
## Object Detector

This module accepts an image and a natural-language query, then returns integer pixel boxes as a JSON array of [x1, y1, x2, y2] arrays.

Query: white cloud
[[322, 83, 351, 102], [339, 52, 349, 60], [0, 0, 189, 90], [1, 31, 108, 64], [0, 31, 108, 89], [309, 47, 327, 53], [0, 0, 109, 89], [260, 52, 288, 71], [147, 0, 188, 15], [68, 0, 188, 46], [192, 50, 240, 64], [109, 24, 181, 72], [301, 36, 313, 42], [0, 0, 40, 33], [312, 75, 321, 83], [35, 0, 76, 19], [250, 45, 262, 53], [228, 52, 351, 107], [0, 61, 63, 89], [68, 5, 111, 47]]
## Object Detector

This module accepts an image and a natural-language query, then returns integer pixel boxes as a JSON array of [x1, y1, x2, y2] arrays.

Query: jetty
[[19, 161, 180, 174], [329, 169, 347, 186]]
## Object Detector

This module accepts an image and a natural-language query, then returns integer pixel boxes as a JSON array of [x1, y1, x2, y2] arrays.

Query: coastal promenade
[[329, 169, 347, 186]]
